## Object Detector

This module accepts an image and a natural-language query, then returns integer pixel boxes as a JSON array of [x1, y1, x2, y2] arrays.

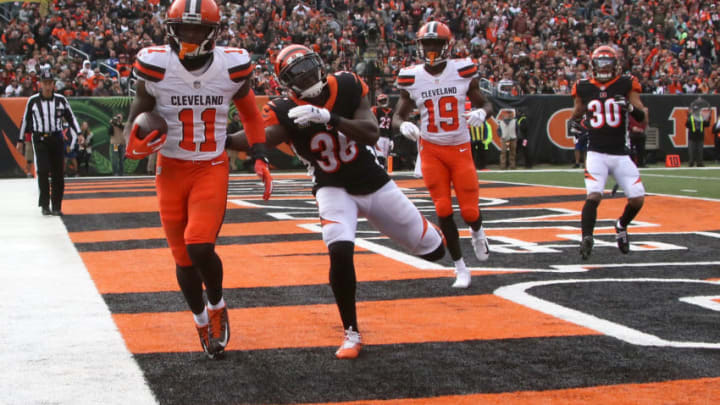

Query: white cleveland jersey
[[397, 59, 478, 146], [133, 45, 253, 160]]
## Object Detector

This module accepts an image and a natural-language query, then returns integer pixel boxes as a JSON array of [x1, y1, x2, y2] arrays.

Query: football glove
[[125, 124, 167, 160], [250, 143, 273, 200], [613, 95, 634, 112], [568, 119, 584, 137], [288, 104, 331, 126], [464, 108, 487, 127], [399, 121, 420, 141]]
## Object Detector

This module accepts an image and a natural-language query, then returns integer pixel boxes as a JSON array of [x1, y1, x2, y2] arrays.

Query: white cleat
[[471, 227, 490, 261], [452, 268, 471, 288]]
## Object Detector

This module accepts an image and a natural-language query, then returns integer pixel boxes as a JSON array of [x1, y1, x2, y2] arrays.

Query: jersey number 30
[[311, 132, 358, 173], [587, 99, 623, 128], [178, 108, 217, 152]]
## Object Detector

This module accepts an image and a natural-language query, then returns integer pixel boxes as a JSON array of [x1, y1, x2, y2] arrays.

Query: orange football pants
[[419, 139, 480, 222], [156, 152, 229, 267]]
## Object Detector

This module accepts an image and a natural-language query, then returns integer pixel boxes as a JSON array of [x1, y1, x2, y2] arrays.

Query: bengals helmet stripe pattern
[[458, 64, 478, 78], [397, 75, 415, 86], [275, 45, 310, 73], [228, 62, 252, 82], [133, 59, 165, 82]]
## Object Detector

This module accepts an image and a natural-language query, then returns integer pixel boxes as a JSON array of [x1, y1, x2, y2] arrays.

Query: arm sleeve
[[233, 89, 266, 146], [18, 97, 33, 141]]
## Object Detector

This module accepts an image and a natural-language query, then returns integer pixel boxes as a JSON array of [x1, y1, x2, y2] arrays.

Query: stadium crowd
[[1, 0, 720, 99]]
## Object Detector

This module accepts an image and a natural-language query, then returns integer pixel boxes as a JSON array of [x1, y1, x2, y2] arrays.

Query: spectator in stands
[[5, 78, 22, 97]]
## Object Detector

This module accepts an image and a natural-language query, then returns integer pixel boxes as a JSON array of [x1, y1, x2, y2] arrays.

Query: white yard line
[[0, 179, 157, 405]]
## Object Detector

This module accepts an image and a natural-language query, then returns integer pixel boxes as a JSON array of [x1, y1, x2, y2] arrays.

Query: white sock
[[472, 226, 485, 238], [193, 307, 209, 327], [454, 258, 467, 273], [208, 297, 225, 310], [616, 220, 624, 229]]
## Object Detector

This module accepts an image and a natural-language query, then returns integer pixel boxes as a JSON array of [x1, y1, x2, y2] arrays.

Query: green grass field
[[476, 166, 720, 199]]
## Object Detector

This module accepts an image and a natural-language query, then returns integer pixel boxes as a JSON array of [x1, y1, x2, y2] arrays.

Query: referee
[[16, 69, 80, 216]]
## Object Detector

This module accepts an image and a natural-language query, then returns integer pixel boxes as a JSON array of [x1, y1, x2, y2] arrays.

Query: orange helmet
[[591, 45, 618, 82], [166, 0, 221, 60], [416, 21, 453, 67], [376, 93, 388, 107], [274, 44, 326, 99]]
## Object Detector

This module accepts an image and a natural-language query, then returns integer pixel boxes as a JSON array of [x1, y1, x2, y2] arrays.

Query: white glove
[[465, 108, 487, 127], [288, 104, 331, 126], [399, 121, 420, 141]]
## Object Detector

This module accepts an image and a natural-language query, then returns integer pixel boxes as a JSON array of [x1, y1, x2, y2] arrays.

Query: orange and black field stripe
[[57, 174, 720, 405]]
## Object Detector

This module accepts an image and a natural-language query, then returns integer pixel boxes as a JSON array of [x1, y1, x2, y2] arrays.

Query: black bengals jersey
[[372, 106, 393, 138], [572, 75, 642, 155], [262, 72, 390, 195]]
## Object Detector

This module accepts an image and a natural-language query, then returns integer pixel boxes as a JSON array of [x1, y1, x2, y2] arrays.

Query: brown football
[[133, 111, 168, 140]]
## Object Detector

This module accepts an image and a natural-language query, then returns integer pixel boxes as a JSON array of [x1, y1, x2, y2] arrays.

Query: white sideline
[[0, 179, 157, 405]]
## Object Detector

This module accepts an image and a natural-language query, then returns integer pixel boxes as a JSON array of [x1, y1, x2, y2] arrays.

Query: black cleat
[[41, 207, 51, 216], [51, 210, 63, 216], [615, 223, 630, 254], [580, 235, 594, 260]]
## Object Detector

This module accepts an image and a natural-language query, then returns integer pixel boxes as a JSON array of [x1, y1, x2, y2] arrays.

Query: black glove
[[569, 119, 584, 137]]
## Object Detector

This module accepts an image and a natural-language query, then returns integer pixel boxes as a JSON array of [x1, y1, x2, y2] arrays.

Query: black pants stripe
[[33, 132, 65, 211]]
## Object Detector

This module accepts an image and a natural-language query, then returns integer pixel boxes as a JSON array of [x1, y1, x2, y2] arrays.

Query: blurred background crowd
[[0, 0, 719, 99]]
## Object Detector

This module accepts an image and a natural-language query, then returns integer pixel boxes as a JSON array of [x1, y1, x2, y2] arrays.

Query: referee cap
[[40, 69, 54, 81]]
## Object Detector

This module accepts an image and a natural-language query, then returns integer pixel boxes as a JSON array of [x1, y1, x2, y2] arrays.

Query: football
[[132, 111, 168, 140]]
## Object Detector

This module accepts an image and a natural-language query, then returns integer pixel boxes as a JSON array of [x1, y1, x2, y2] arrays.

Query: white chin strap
[[299, 81, 325, 99]]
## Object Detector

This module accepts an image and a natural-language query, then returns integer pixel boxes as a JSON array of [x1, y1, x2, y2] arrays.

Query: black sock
[[468, 216, 483, 232], [187, 243, 224, 306], [176, 265, 206, 314], [581, 199, 600, 237], [328, 241, 358, 332], [438, 214, 462, 261], [619, 202, 642, 228]]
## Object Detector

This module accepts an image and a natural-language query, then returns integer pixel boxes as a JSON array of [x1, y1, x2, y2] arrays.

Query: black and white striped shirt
[[18, 92, 80, 139]]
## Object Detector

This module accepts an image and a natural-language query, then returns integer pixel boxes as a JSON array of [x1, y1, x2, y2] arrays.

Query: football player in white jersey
[[392, 21, 493, 288], [122, 0, 272, 359]]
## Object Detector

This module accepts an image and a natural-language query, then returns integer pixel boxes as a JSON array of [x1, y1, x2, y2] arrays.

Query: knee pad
[[434, 198, 453, 218], [459, 205, 480, 224], [420, 243, 445, 262]]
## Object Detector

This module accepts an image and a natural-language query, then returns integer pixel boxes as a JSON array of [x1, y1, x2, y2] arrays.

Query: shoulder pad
[[457, 62, 478, 78], [220, 47, 253, 83], [396, 67, 416, 87], [133, 46, 170, 82]]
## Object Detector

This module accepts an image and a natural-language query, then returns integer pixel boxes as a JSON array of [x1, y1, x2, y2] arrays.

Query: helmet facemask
[[592, 55, 616, 82], [418, 38, 450, 67], [278, 53, 326, 99], [167, 21, 219, 60]]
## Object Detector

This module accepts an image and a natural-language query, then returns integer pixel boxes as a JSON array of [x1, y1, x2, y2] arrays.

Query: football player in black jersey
[[226, 45, 445, 359], [372, 93, 394, 169], [570, 45, 649, 260]]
